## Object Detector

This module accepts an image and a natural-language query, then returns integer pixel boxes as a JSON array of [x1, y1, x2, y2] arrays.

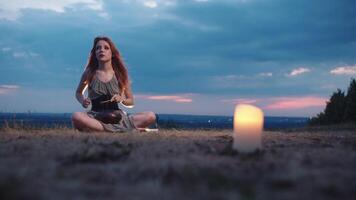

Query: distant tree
[[309, 112, 326, 125], [310, 78, 356, 125], [309, 89, 346, 125], [323, 89, 346, 123], [344, 78, 356, 122]]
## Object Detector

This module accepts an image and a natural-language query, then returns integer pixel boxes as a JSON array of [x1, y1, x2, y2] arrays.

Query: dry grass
[[0, 128, 356, 200]]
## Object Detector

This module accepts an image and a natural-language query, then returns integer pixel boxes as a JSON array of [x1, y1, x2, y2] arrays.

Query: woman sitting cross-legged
[[72, 36, 156, 132]]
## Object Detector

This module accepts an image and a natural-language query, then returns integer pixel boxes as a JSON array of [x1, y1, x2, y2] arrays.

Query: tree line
[[309, 78, 356, 125]]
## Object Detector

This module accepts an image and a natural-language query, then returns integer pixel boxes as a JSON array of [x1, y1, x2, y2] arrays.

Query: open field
[[1, 128, 356, 200]]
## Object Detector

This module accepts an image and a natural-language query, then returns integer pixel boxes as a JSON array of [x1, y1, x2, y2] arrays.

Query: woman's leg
[[72, 112, 105, 132], [130, 111, 156, 128]]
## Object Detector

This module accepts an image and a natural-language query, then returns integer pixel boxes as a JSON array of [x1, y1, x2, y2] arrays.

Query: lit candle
[[233, 104, 264, 153]]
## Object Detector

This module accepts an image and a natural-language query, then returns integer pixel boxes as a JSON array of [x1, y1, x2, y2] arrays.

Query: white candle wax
[[233, 104, 264, 153]]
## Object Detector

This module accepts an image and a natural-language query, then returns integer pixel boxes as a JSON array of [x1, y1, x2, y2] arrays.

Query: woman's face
[[95, 40, 112, 63]]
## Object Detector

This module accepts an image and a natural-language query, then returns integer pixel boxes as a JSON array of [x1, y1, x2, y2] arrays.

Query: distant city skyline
[[1, 0, 356, 117]]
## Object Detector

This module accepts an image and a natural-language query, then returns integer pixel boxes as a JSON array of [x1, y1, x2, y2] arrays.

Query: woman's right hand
[[82, 98, 91, 108]]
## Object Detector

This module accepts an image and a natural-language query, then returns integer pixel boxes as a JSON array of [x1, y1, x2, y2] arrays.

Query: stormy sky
[[0, 0, 355, 117]]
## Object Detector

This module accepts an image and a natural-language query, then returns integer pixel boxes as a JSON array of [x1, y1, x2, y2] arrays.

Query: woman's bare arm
[[122, 83, 134, 106], [75, 69, 91, 107]]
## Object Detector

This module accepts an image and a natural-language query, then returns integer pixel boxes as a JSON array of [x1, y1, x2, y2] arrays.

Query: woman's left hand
[[110, 94, 125, 103]]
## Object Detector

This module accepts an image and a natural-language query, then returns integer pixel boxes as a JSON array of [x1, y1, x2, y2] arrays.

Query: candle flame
[[234, 104, 264, 129]]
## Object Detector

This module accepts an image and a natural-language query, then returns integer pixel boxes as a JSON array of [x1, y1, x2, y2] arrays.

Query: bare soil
[[0, 128, 356, 200]]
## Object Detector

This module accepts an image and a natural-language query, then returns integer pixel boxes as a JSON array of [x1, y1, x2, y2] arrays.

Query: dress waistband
[[91, 95, 119, 112]]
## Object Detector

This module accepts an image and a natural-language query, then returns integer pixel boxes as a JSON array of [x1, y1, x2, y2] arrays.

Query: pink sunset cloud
[[174, 98, 193, 103], [330, 65, 356, 75], [0, 84, 20, 94], [265, 96, 326, 110], [137, 94, 193, 103], [287, 67, 311, 77], [148, 95, 181, 100], [221, 96, 327, 113]]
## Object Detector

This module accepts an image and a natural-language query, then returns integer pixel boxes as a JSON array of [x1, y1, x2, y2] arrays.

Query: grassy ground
[[0, 128, 356, 200]]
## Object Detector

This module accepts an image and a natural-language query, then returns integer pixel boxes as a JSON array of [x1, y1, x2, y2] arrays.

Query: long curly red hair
[[86, 36, 129, 91]]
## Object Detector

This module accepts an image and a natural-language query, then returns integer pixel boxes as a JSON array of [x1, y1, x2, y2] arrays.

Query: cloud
[[221, 96, 326, 111], [221, 98, 258, 105], [194, 0, 210, 3], [287, 67, 311, 77], [174, 98, 193, 103], [143, 1, 158, 8], [1, 47, 11, 52], [258, 72, 273, 77], [0, 0, 106, 20], [265, 96, 326, 110], [0, 85, 20, 95], [1, 46, 39, 58], [175, 17, 221, 32], [330, 65, 356, 75], [148, 95, 193, 103], [137, 94, 193, 103], [13, 52, 27, 58], [0, 0, 356, 115], [12, 51, 39, 58]]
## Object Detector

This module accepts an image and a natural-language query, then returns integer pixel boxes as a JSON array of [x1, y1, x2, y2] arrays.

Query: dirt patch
[[0, 129, 355, 200]]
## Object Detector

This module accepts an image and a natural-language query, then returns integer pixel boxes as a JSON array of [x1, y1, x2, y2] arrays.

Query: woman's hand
[[110, 94, 125, 103], [82, 98, 91, 108]]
